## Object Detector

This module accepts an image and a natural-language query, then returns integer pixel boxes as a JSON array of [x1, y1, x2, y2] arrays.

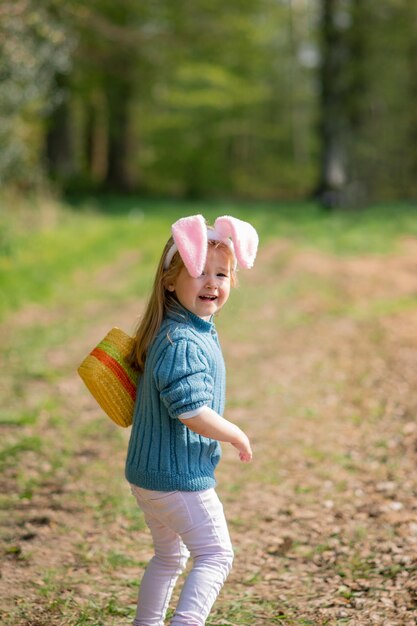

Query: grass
[[0, 436, 43, 467], [207, 595, 289, 625], [1, 193, 417, 321]]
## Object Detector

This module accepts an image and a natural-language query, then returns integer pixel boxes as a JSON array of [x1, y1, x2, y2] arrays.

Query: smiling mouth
[[199, 295, 217, 301]]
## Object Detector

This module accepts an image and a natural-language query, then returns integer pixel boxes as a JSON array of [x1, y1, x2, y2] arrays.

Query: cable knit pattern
[[125, 306, 226, 491]]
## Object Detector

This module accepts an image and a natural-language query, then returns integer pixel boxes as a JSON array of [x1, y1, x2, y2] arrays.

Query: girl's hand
[[231, 432, 253, 463], [180, 408, 253, 462]]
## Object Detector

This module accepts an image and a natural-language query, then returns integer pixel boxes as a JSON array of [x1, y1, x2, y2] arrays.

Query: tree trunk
[[408, 3, 417, 194], [316, 0, 372, 209], [105, 80, 136, 192], [45, 75, 74, 184], [85, 90, 109, 185], [316, 0, 350, 209], [346, 0, 370, 205]]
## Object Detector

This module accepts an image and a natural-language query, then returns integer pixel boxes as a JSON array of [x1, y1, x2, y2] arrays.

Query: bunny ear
[[171, 214, 208, 277], [214, 216, 259, 269]]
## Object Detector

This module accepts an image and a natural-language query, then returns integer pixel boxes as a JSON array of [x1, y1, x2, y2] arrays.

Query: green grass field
[[2, 194, 417, 321]]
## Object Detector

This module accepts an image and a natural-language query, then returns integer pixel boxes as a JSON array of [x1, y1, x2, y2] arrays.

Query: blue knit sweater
[[125, 305, 226, 491]]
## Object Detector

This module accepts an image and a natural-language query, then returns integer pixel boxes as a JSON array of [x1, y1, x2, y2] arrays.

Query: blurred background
[[1, 0, 417, 207]]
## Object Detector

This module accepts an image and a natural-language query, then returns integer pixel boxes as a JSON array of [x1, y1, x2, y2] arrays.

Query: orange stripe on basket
[[91, 347, 137, 401]]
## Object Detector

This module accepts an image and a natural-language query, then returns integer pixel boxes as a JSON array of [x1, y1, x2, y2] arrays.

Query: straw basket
[[78, 327, 138, 427]]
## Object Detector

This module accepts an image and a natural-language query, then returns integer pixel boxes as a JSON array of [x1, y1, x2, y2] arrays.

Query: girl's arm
[[179, 407, 253, 462]]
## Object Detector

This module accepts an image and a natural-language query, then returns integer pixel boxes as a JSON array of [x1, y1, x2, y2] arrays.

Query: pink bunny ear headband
[[164, 214, 259, 278]]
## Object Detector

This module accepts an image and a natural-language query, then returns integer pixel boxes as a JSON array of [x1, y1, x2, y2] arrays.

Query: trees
[[316, 0, 371, 208], [46, 0, 145, 190], [39, 0, 321, 198], [316, 0, 417, 207], [0, 0, 75, 186], [2, 0, 416, 202]]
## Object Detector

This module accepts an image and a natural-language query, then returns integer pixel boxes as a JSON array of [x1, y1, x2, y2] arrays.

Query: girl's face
[[167, 246, 232, 320]]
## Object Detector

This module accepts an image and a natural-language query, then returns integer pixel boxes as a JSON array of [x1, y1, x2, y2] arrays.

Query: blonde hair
[[129, 230, 237, 372]]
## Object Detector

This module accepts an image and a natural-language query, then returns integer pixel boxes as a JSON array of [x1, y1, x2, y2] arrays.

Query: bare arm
[[179, 407, 252, 462]]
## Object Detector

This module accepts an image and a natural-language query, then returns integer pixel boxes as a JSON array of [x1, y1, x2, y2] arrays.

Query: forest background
[[1, 0, 417, 207]]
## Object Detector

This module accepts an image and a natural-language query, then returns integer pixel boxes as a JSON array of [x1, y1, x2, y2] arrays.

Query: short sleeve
[[154, 339, 214, 418]]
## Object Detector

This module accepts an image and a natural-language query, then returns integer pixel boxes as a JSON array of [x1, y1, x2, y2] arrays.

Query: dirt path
[[1, 239, 417, 625]]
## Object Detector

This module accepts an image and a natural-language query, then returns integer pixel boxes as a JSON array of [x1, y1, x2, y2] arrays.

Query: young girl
[[126, 214, 258, 626]]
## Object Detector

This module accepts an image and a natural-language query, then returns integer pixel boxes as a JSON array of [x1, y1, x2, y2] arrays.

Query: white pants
[[130, 485, 234, 626]]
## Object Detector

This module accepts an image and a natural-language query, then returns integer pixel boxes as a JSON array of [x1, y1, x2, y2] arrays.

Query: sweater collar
[[165, 303, 214, 333]]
